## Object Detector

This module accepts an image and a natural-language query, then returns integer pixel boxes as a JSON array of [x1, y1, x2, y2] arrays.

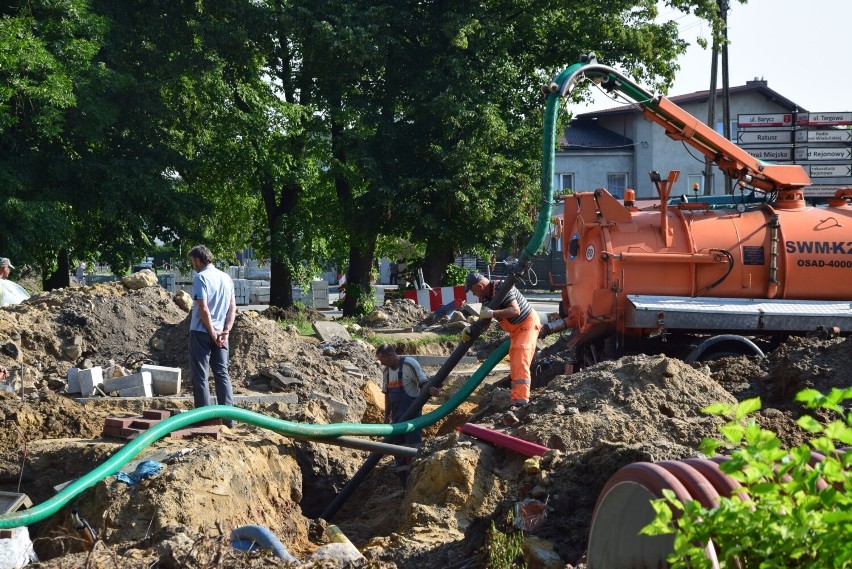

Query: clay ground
[[0, 282, 849, 568]]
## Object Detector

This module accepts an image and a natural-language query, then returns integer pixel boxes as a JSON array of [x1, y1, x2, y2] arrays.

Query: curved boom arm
[[552, 56, 811, 194]]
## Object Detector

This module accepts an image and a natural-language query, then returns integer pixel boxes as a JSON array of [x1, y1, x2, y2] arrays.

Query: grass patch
[[363, 333, 457, 351], [485, 513, 526, 568], [276, 319, 315, 336]]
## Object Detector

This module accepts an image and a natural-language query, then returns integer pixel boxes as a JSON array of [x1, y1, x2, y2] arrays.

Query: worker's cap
[[0, 258, 14, 269], [464, 272, 486, 292]]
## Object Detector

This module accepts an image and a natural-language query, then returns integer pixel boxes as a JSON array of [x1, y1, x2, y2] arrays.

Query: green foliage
[[339, 283, 375, 317], [642, 389, 852, 568], [442, 263, 468, 287], [485, 514, 526, 569]]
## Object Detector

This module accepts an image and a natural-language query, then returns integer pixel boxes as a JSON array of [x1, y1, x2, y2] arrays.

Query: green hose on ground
[[0, 340, 509, 529]]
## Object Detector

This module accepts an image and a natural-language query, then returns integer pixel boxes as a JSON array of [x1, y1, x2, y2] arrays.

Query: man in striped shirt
[[463, 272, 541, 407]]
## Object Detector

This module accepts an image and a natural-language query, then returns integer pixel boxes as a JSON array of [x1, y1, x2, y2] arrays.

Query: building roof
[[559, 118, 633, 150], [575, 79, 807, 119]]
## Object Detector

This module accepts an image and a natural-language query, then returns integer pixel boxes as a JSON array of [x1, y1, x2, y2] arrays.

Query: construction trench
[[0, 61, 850, 568]]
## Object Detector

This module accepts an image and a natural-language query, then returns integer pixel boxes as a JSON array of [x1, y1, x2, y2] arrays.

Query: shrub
[[642, 387, 852, 568], [442, 263, 468, 287]]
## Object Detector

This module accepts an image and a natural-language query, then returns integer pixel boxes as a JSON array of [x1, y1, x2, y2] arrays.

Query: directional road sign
[[795, 129, 852, 143], [737, 130, 793, 144], [749, 148, 792, 161], [738, 113, 793, 128], [797, 147, 852, 161], [797, 112, 852, 127], [806, 164, 852, 178]]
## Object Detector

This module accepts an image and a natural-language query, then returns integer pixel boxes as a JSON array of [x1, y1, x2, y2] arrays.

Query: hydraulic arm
[[549, 54, 811, 196]]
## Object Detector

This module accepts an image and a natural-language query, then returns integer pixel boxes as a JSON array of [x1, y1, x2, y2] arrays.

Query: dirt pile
[[360, 299, 431, 329], [0, 281, 188, 395]]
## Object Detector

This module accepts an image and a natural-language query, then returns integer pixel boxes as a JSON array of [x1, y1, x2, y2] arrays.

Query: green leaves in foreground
[[642, 388, 852, 568]]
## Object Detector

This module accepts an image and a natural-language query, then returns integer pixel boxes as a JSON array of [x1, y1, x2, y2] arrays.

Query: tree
[[0, 0, 104, 286], [287, 0, 736, 307]]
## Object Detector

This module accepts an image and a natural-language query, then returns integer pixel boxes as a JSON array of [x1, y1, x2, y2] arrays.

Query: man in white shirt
[[188, 245, 237, 427]]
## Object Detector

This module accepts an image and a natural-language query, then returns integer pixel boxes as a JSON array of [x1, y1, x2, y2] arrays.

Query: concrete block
[[67, 368, 81, 393], [103, 372, 151, 394], [313, 321, 352, 342], [141, 364, 182, 396], [310, 391, 350, 423], [77, 367, 103, 397], [116, 383, 153, 398]]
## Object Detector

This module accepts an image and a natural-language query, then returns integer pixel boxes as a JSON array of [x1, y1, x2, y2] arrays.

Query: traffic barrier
[[404, 286, 477, 311]]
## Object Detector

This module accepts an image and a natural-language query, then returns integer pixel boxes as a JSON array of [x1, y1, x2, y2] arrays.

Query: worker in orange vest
[[462, 272, 540, 407]]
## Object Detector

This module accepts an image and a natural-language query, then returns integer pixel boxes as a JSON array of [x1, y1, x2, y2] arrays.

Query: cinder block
[[103, 372, 152, 394], [141, 365, 182, 396], [77, 367, 103, 397], [116, 383, 153, 398], [67, 368, 81, 393]]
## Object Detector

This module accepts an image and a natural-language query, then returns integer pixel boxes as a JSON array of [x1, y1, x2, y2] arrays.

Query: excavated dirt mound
[[360, 299, 431, 329], [0, 280, 850, 568]]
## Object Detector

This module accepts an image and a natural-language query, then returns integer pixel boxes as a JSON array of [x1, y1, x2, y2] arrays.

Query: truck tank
[[539, 54, 852, 363], [559, 186, 852, 341]]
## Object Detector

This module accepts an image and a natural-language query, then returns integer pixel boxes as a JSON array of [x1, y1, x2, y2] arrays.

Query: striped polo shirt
[[497, 284, 532, 325]]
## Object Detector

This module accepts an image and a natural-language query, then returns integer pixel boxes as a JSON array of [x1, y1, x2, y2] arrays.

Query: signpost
[[806, 164, 852, 178], [737, 130, 792, 144], [737, 113, 793, 128], [797, 112, 852, 127], [795, 129, 852, 143], [736, 110, 851, 187], [796, 147, 852, 161], [748, 148, 792, 161]]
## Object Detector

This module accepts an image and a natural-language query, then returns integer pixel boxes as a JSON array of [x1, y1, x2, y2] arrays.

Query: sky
[[580, 0, 852, 114]]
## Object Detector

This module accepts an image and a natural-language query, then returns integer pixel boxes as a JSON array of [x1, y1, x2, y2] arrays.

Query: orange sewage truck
[[539, 55, 852, 367]]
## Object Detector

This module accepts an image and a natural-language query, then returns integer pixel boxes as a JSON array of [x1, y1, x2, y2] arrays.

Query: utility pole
[[703, 44, 718, 195], [703, 0, 731, 195], [720, 0, 732, 193]]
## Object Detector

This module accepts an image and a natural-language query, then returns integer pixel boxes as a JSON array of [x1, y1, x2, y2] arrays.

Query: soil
[[0, 281, 849, 568]]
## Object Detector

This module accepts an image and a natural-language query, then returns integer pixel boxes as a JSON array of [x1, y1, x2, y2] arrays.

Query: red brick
[[129, 419, 161, 430], [167, 408, 183, 417], [0, 530, 12, 539], [104, 417, 136, 429], [142, 409, 172, 420], [102, 426, 145, 439], [169, 426, 221, 440]]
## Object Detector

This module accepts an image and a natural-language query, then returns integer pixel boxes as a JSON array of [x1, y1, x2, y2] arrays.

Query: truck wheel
[[685, 334, 765, 364]]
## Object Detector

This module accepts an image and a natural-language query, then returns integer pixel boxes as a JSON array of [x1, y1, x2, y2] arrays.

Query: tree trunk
[[269, 256, 294, 307], [422, 240, 455, 288], [43, 249, 70, 291], [342, 235, 377, 317], [262, 177, 300, 308]]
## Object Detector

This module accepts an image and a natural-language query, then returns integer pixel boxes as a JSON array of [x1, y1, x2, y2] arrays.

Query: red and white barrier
[[404, 286, 477, 311]]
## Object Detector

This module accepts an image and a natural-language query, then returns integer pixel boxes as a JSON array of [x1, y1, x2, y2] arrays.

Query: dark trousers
[[189, 330, 233, 409]]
